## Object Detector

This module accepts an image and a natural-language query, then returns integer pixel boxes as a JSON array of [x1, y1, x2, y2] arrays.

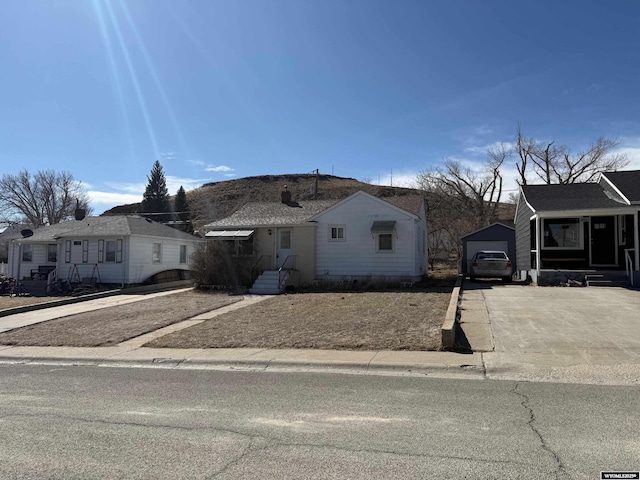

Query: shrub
[[190, 242, 255, 288]]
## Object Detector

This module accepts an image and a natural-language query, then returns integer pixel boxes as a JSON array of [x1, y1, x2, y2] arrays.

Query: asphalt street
[[0, 364, 638, 479]]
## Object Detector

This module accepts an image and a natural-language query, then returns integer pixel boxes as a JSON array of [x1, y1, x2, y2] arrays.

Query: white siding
[[314, 193, 426, 282], [127, 235, 202, 284]]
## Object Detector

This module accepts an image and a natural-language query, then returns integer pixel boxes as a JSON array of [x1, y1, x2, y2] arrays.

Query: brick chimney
[[281, 185, 292, 204]]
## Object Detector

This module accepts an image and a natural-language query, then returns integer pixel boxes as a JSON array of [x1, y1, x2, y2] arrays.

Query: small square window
[[330, 225, 345, 241], [377, 233, 393, 251]]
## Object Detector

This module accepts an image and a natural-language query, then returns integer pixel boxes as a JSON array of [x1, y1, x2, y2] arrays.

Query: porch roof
[[205, 230, 254, 240]]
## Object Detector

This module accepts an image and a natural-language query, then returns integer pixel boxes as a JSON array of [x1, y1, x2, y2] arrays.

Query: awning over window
[[370, 220, 396, 234], [205, 230, 254, 240]]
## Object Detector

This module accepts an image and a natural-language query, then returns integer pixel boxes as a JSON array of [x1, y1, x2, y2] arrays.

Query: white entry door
[[276, 228, 293, 268]]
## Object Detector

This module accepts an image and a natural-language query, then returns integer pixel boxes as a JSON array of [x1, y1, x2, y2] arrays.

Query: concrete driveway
[[461, 281, 640, 385]]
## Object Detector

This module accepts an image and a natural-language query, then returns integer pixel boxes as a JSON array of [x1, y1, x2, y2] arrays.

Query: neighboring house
[[7, 215, 203, 289], [514, 170, 640, 285], [461, 222, 516, 275], [204, 189, 428, 293]]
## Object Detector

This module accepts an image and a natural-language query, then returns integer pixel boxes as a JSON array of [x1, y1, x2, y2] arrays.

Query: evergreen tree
[[141, 160, 170, 222], [173, 185, 192, 232]]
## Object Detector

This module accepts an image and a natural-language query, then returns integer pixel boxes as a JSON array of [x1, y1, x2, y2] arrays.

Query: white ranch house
[[7, 215, 203, 291], [204, 190, 428, 293]]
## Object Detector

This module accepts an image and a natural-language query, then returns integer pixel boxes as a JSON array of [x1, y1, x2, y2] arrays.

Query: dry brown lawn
[[0, 291, 241, 347], [145, 290, 450, 351]]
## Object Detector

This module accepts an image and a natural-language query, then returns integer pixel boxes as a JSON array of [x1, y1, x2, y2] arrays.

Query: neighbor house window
[[105, 241, 117, 262], [82, 240, 89, 263], [179, 245, 187, 264], [47, 244, 57, 263], [543, 218, 582, 249], [377, 233, 393, 252], [152, 243, 162, 263], [22, 244, 33, 262], [65, 240, 71, 263], [99, 239, 122, 263], [329, 225, 345, 241]]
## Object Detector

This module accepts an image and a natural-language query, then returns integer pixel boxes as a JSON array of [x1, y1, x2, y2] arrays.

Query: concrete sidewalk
[[0, 291, 485, 378]]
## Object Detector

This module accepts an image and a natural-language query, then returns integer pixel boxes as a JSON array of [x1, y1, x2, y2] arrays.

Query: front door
[[276, 228, 293, 268], [590, 216, 617, 266]]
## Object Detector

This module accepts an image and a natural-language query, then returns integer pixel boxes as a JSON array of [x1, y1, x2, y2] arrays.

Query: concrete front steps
[[584, 271, 630, 287], [250, 270, 289, 295]]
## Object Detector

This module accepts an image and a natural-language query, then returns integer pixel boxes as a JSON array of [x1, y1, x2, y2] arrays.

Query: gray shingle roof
[[602, 170, 640, 203], [204, 200, 340, 229], [17, 216, 200, 242], [380, 195, 424, 216], [522, 183, 629, 212]]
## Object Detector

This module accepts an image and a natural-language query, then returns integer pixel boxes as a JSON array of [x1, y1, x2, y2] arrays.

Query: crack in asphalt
[[2, 411, 537, 472], [512, 383, 567, 479]]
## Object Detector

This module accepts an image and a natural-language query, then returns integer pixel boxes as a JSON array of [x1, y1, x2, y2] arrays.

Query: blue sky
[[1, 0, 639, 214]]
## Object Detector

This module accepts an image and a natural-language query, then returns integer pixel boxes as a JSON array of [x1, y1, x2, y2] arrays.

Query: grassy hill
[[103, 173, 425, 229], [102, 172, 515, 231]]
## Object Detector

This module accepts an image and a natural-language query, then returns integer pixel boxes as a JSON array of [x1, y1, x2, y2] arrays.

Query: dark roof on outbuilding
[[602, 170, 640, 203], [461, 222, 515, 240], [521, 183, 629, 212]]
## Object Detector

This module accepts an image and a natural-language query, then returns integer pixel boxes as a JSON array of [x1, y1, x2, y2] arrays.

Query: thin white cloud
[[615, 138, 640, 170], [464, 141, 515, 155], [104, 181, 147, 194], [159, 152, 177, 161], [87, 191, 142, 206], [205, 165, 234, 172], [187, 159, 206, 167], [165, 175, 208, 193]]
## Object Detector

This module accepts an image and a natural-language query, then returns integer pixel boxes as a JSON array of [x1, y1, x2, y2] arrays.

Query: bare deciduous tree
[[515, 125, 628, 185], [416, 146, 509, 264], [0, 169, 92, 226]]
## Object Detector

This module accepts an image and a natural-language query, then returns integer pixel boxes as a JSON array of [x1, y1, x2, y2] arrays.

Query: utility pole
[[314, 169, 319, 199]]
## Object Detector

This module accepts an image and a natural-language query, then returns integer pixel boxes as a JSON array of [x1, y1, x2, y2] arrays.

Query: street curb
[[0, 355, 487, 377], [0, 289, 122, 318], [0, 282, 195, 318], [441, 275, 463, 348]]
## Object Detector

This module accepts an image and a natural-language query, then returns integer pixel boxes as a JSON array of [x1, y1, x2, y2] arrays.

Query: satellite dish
[[21, 229, 33, 238]]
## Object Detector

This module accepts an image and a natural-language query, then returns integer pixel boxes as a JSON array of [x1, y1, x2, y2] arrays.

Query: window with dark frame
[[47, 244, 57, 263], [330, 225, 345, 241], [543, 218, 581, 249], [22, 244, 33, 262], [179, 245, 187, 264], [105, 240, 117, 262], [377, 233, 393, 251]]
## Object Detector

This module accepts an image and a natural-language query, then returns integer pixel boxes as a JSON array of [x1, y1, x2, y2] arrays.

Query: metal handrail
[[251, 255, 272, 282], [624, 249, 635, 286], [277, 255, 296, 289]]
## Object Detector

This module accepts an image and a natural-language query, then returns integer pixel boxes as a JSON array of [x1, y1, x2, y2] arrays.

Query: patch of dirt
[[145, 291, 450, 351], [0, 291, 241, 347]]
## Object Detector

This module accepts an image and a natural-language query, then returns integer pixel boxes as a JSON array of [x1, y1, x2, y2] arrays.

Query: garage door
[[466, 241, 508, 272]]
